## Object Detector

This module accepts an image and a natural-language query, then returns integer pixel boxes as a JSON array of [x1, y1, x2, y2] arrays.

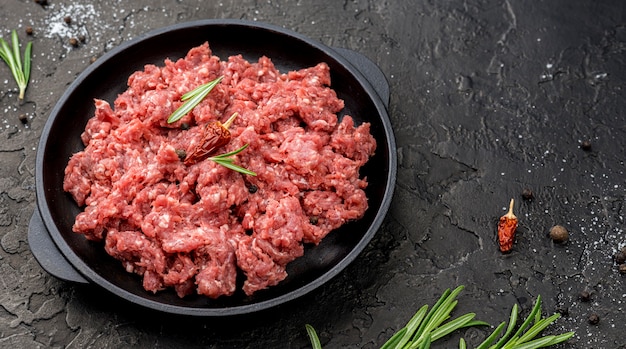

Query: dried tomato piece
[[184, 112, 238, 165], [497, 198, 518, 253]]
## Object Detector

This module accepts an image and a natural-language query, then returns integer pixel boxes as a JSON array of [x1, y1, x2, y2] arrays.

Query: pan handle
[[28, 208, 89, 284], [332, 47, 390, 109]]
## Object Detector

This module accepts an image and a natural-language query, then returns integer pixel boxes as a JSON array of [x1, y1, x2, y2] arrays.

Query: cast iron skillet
[[29, 19, 396, 316]]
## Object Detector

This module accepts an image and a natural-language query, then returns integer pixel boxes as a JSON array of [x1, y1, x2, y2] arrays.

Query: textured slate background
[[1, 0, 625, 348]]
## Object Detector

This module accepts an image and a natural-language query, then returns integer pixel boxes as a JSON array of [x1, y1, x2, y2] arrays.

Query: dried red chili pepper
[[184, 112, 238, 165], [497, 198, 518, 253]]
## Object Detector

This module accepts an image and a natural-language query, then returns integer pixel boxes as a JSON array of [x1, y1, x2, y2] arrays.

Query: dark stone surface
[[1, 0, 625, 348]]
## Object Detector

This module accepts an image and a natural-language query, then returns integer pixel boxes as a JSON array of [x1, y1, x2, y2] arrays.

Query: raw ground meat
[[63, 42, 376, 298]]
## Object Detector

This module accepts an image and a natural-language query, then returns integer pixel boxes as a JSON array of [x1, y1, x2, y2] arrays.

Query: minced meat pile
[[63, 42, 376, 298]]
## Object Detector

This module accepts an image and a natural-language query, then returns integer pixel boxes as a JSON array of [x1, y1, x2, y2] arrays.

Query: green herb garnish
[[167, 75, 223, 123], [475, 295, 574, 349], [0, 30, 33, 101], [380, 286, 488, 349], [209, 143, 256, 176], [305, 286, 574, 349], [306, 324, 322, 349]]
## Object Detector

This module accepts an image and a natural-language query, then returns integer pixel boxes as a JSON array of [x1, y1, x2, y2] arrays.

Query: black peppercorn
[[180, 122, 190, 130], [579, 290, 591, 302], [175, 149, 186, 161], [619, 264, 626, 275], [309, 216, 319, 225], [588, 313, 599, 325], [248, 184, 258, 194], [64, 16, 72, 24], [18, 113, 28, 124], [521, 188, 534, 201], [25, 26, 34, 36], [615, 251, 626, 265], [69, 37, 79, 47], [581, 140, 592, 151]]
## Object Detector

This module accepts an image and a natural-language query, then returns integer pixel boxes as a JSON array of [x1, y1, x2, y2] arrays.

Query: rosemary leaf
[[490, 303, 519, 349], [305, 324, 322, 349], [0, 41, 8, 62], [23, 41, 33, 85], [410, 287, 455, 343], [211, 143, 250, 158], [507, 296, 543, 343], [380, 328, 408, 349], [417, 333, 431, 349], [511, 336, 563, 349], [464, 320, 492, 327], [0, 37, 20, 77], [167, 75, 223, 123], [476, 321, 507, 349], [0, 39, 20, 80], [11, 30, 23, 73], [416, 287, 464, 341], [547, 332, 576, 346], [510, 332, 575, 349], [392, 305, 428, 349], [181, 79, 213, 101], [533, 305, 542, 325], [211, 158, 257, 176], [514, 314, 561, 344], [430, 313, 485, 342], [207, 144, 256, 176]]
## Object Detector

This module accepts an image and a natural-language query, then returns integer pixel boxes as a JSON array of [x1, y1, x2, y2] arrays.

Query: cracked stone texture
[[1, 0, 625, 348]]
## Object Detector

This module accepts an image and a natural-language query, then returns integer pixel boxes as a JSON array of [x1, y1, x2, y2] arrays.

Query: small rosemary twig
[[0, 30, 33, 101], [167, 75, 223, 123], [209, 143, 256, 176]]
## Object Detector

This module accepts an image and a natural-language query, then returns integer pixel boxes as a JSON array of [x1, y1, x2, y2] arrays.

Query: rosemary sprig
[[0, 30, 33, 101], [380, 286, 489, 349], [473, 295, 574, 349], [304, 286, 574, 349], [167, 75, 223, 123], [209, 143, 256, 176]]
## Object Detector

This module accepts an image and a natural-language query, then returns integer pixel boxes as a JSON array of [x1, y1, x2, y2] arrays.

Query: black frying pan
[[29, 19, 396, 316]]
